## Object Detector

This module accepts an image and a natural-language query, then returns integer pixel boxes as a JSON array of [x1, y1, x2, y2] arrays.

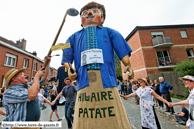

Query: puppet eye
[[82, 11, 88, 15], [93, 9, 98, 13]]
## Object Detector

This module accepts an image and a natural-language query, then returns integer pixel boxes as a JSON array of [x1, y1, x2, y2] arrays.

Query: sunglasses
[[139, 81, 146, 83], [183, 79, 192, 82]]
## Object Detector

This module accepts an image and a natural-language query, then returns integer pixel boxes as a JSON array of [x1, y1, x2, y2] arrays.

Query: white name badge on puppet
[[81, 49, 104, 66]]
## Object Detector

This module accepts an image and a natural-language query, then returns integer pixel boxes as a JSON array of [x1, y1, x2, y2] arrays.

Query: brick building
[[0, 36, 57, 88], [122, 24, 194, 80]]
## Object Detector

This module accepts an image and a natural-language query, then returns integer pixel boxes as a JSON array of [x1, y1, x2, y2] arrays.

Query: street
[[0, 97, 188, 129]]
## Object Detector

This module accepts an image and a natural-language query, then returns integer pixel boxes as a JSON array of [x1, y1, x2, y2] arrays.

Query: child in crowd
[[38, 89, 48, 110], [49, 89, 62, 121], [174, 105, 189, 125]]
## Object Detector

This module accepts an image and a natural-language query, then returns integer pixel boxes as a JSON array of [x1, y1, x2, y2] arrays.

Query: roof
[[125, 24, 194, 41], [0, 36, 21, 49], [0, 36, 44, 63]]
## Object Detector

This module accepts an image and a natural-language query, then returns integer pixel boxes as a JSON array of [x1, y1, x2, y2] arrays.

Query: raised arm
[[28, 68, 45, 100], [42, 56, 51, 81]]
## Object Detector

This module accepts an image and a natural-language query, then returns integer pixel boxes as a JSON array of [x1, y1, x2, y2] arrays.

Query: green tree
[[40, 82, 46, 88], [114, 52, 122, 81], [173, 59, 194, 97]]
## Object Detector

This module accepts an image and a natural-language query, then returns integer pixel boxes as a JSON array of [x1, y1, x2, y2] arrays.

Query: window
[[186, 49, 194, 57], [151, 32, 165, 45], [4, 53, 17, 67], [156, 50, 171, 66], [180, 30, 187, 38], [40, 64, 42, 68], [23, 59, 29, 68], [34, 62, 37, 71], [151, 32, 164, 38]]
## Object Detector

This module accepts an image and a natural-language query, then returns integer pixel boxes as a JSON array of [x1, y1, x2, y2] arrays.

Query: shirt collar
[[79, 26, 102, 32], [10, 84, 28, 89]]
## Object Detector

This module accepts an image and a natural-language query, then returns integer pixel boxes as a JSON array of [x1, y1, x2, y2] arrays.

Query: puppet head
[[80, 2, 106, 27]]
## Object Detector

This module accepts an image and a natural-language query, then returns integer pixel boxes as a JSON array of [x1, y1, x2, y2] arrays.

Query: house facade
[[122, 24, 194, 80], [0, 36, 57, 88]]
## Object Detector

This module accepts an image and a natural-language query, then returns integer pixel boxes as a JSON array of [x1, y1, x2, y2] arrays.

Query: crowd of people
[[119, 76, 192, 128]]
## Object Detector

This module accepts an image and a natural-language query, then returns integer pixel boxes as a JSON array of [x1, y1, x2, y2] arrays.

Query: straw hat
[[64, 77, 72, 82], [179, 75, 194, 81], [4, 68, 25, 88], [80, 2, 106, 21], [137, 78, 149, 86]]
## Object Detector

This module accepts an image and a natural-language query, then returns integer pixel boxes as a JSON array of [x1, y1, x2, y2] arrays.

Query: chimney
[[32, 51, 37, 56], [16, 38, 26, 50]]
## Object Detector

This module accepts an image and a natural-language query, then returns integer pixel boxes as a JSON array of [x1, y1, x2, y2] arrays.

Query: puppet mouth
[[86, 15, 94, 19]]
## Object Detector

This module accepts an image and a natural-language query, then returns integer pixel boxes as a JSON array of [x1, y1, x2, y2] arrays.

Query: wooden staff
[[43, 8, 79, 69], [43, 12, 68, 69]]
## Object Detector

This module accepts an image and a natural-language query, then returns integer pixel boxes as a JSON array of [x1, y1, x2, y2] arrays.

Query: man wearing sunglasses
[[61, 2, 133, 129], [2, 56, 51, 126]]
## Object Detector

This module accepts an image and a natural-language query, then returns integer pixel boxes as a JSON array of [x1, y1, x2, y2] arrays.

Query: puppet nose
[[88, 13, 93, 17], [88, 11, 93, 15]]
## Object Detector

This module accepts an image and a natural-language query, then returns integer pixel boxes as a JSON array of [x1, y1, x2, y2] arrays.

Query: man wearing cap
[[3, 57, 51, 124], [61, 2, 133, 129], [159, 77, 175, 115]]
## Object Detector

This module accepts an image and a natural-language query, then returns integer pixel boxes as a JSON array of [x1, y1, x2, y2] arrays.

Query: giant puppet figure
[[62, 2, 133, 129]]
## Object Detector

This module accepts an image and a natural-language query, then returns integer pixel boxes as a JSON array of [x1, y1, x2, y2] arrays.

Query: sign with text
[[81, 49, 104, 66]]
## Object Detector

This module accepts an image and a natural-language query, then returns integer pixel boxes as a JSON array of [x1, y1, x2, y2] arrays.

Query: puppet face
[[81, 7, 104, 27]]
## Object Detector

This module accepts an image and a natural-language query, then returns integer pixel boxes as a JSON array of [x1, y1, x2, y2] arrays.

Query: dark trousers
[[175, 115, 188, 122], [161, 92, 174, 113], [158, 99, 163, 107], [127, 88, 132, 94], [124, 88, 127, 95]]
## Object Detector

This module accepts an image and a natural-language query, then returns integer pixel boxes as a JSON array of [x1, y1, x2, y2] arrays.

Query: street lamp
[[51, 54, 60, 57]]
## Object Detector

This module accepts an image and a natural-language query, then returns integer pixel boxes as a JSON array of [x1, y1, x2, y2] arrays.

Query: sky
[[0, 0, 194, 69]]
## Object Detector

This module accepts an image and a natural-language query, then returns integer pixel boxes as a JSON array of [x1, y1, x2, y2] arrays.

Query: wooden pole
[[43, 11, 68, 69]]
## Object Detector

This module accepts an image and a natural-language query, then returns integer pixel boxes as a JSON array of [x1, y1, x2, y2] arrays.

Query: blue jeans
[[175, 115, 187, 122], [65, 102, 74, 128], [127, 88, 132, 94]]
